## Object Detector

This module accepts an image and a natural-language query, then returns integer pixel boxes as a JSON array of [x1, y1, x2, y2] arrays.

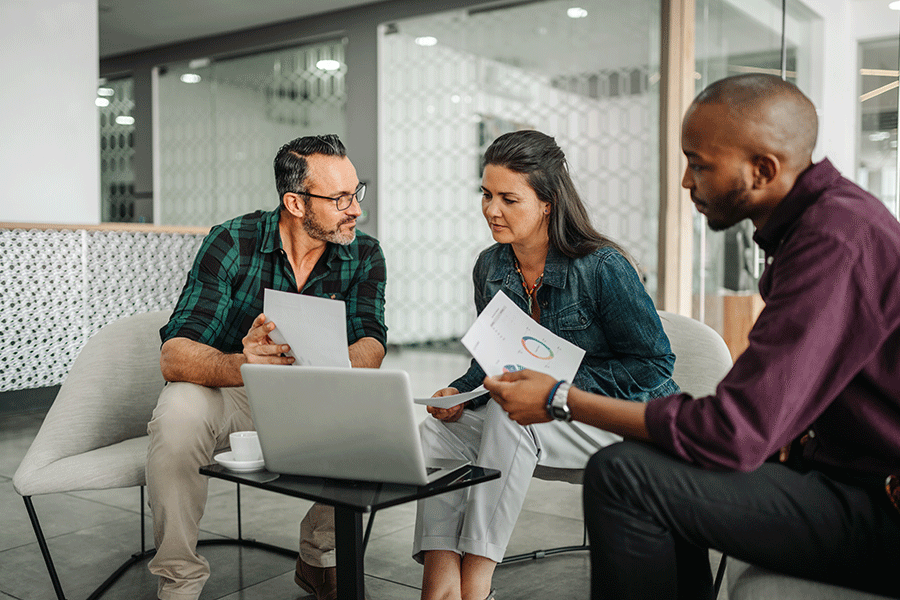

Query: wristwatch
[[547, 381, 572, 422]]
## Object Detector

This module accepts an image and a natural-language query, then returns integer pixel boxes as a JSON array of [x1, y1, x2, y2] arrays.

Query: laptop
[[240, 364, 470, 486]]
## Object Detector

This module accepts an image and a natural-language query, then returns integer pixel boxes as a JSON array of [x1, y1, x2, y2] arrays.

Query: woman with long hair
[[413, 130, 679, 600]]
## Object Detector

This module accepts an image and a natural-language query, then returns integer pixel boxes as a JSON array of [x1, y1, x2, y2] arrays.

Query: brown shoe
[[294, 556, 337, 600]]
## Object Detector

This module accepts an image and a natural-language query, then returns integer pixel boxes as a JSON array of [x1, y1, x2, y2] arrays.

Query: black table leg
[[335, 506, 365, 600]]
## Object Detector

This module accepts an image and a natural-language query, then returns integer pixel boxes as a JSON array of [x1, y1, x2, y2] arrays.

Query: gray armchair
[[503, 310, 734, 567], [727, 559, 897, 600], [13, 310, 292, 599]]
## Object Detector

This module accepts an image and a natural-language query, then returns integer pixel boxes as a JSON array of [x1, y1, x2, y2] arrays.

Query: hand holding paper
[[263, 289, 351, 368], [413, 386, 487, 409], [460, 290, 584, 383]]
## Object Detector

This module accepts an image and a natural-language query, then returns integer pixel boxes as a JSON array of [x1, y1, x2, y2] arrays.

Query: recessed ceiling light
[[316, 59, 341, 71], [567, 7, 588, 18], [97, 87, 115, 96], [95, 98, 110, 107], [415, 36, 438, 46], [180, 73, 202, 84], [890, 1, 900, 10], [115, 116, 135, 125]]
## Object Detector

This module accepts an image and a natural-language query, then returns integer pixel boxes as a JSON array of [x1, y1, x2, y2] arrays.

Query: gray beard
[[303, 211, 356, 245]]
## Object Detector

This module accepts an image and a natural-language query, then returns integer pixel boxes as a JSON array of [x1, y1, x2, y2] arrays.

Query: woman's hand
[[427, 387, 467, 422], [484, 370, 556, 425]]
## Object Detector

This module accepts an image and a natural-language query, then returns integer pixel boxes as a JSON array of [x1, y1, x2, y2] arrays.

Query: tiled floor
[[0, 349, 592, 600]]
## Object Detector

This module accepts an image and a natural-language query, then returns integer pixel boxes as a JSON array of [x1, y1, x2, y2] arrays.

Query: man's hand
[[242, 313, 294, 365], [427, 387, 466, 422], [484, 370, 556, 425]]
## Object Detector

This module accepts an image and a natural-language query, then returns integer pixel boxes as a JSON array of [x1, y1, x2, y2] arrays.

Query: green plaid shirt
[[161, 208, 387, 353]]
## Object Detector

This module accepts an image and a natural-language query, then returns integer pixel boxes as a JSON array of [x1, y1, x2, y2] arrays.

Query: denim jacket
[[452, 243, 680, 407]]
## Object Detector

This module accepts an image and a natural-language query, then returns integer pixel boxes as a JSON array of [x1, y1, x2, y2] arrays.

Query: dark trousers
[[582, 442, 900, 600]]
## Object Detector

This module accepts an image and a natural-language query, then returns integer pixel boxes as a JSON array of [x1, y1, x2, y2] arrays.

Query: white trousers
[[412, 400, 622, 564], [146, 382, 334, 600]]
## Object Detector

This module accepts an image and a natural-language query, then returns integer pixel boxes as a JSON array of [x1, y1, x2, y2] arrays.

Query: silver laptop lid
[[241, 364, 435, 485]]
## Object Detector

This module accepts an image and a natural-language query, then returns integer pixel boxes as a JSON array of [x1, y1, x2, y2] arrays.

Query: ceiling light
[[180, 73, 202, 84], [316, 59, 341, 71], [188, 57, 211, 69], [869, 132, 891, 141], [890, 1, 900, 10], [415, 36, 438, 46], [97, 87, 115, 96], [115, 116, 134, 125], [95, 98, 110, 107], [567, 7, 588, 18]]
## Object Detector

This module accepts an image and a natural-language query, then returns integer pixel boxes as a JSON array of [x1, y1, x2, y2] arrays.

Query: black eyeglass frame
[[299, 182, 366, 211]]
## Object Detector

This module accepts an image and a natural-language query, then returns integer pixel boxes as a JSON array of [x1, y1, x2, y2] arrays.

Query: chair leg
[[22, 485, 294, 599], [500, 521, 590, 564], [713, 554, 728, 598], [22, 495, 68, 600]]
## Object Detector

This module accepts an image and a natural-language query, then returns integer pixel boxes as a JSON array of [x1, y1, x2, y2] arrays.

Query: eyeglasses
[[299, 182, 366, 211]]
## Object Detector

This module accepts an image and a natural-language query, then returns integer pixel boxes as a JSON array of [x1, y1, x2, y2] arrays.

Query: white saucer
[[214, 451, 265, 473]]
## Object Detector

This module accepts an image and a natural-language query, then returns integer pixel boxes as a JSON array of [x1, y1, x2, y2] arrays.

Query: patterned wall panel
[[0, 228, 204, 392], [379, 3, 658, 344]]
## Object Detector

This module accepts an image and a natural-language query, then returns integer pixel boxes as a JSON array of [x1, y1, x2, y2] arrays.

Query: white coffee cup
[[229, 431, 263, 462]]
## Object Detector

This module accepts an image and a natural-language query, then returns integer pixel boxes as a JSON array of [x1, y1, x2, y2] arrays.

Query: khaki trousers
[[146, 382, 334, 600]]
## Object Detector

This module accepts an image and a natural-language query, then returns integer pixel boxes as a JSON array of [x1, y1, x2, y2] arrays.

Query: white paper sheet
[[414, 386, 487, 409], [263, 288, 351, 368], [461, 290, 584, 382]]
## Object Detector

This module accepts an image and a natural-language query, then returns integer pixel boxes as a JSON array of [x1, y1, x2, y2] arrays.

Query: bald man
[[484, 74, 900, 599]]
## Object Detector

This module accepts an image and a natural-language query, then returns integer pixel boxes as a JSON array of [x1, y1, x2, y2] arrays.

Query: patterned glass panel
[[157, 40, 347, 227], [379, 0, 660, 344], [98, 77, 136, 222]]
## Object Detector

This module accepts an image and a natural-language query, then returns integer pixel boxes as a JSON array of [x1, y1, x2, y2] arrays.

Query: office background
[[1, 0, 898, 399]]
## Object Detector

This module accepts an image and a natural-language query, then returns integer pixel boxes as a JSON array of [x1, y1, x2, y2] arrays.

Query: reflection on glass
[[156, 40, 347, 227], [858, 38, 899, 219], [379, 0, 661, 343]]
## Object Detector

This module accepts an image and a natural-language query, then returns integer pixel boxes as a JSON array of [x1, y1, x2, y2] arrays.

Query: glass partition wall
[[378, 0, 662, 344], [97, 77, 137, 223], [692, 0, 819, 356], [154, 40, 348, 227], [858, 37, 900, 219]]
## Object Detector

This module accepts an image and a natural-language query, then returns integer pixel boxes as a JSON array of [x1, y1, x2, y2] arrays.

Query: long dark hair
[[482, 130, 630, 260]]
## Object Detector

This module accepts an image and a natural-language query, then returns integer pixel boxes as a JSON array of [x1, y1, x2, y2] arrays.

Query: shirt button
[[766, 256, 773, 265], [541, 301, 548, 308], [807, 429, 815, 438]]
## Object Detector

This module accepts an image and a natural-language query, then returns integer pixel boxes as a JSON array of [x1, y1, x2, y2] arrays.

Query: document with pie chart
[[461, 290, 585, 382]]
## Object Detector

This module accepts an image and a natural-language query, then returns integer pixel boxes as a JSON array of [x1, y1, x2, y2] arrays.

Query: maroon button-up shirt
[[646, 159, 900, 477]]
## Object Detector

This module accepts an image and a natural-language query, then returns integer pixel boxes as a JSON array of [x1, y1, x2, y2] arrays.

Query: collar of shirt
[[753, 158, 843, 255], [259, 206, 354, 269], [486, 244, 570, 289]]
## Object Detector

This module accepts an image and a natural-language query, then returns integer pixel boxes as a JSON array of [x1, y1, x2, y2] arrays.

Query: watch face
[[551, 404, 568, 420]]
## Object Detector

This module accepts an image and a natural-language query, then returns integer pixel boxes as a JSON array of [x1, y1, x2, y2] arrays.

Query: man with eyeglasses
[[147, 134, 386, 600]]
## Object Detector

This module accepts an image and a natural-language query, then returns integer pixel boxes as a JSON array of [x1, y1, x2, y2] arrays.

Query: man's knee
[[148, 382, 221, 452], [584, 441, 658, 501]]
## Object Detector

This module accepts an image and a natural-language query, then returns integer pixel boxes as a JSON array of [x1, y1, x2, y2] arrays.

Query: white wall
[[0, 0, 99, 224]]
